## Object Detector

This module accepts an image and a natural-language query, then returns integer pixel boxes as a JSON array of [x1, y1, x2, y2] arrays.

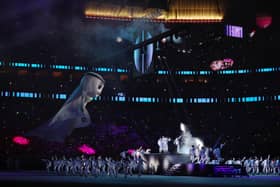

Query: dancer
[[213, 143, 225, 163], [157, 136, 171, 153], [189, 145, 196, 163]]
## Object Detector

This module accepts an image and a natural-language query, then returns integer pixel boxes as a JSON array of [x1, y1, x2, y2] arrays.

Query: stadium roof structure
[[85, 0, 225, 23]]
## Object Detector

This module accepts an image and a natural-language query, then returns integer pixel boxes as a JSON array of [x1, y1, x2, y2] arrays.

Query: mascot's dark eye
[[98, 85, 102, 89]]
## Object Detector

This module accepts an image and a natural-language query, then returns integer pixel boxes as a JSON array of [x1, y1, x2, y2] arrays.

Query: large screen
[[226, 25, 243, 38]]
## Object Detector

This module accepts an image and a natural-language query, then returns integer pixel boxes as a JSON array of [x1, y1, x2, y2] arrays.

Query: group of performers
[[157, 123, 227, 165], [241, 155, 280, 175], [42, 147, 149, 177], [42, 143, 280, 176], [157, 136, 280, 175], [40, 123, 279, 176], [158, 135, 225, 164]]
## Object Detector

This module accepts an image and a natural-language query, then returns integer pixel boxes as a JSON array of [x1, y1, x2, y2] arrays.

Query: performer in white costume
[[27, 72, 105, 142], [157, 136, 171, 153]]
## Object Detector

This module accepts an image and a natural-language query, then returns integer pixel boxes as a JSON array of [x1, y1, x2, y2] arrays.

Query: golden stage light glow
[[85, 0, 225, 23]]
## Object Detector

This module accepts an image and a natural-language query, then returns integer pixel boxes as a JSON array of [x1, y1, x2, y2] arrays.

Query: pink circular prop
[[256, 15, 272, 29], [78, 144, 96, 155], [12, 136, 30, 145]]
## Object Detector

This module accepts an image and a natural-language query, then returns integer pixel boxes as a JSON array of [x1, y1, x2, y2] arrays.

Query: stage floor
[[0, 171, 280, 187]]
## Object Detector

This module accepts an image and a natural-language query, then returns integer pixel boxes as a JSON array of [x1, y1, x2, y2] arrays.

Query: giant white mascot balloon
[[27, 72, 105, 142], [174, 123, 204, 154]]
